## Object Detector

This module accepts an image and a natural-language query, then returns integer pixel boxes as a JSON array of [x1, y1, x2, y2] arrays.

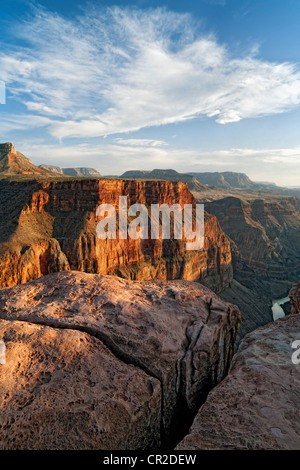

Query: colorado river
[[272, 296, 290, 321]]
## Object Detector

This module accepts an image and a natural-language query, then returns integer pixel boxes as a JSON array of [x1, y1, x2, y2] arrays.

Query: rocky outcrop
[[0, 271, 240, 450], [290, 281, 300, 315], [177, 313, 300, 450], [0, 179, 232, 292], [0, 319, 162, 450], [0, 142, 101, 179], [0, 143, 53, 176]]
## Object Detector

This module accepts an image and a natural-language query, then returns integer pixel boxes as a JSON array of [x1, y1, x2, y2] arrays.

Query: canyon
[[192, 188, 300, 338], [1, 142, 300, 342], [0, 177, 232, 293], [0, 142, 300, 450], [201, 194, 300, 297]]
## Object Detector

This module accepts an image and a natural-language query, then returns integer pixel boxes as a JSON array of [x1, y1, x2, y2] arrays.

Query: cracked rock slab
[[0, 271, 240, 449], [0, 319, 161, 450], [176, 314, 300, 450]]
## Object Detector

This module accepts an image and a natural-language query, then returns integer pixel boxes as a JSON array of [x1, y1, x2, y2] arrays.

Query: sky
[[1, 0, 300, 185]]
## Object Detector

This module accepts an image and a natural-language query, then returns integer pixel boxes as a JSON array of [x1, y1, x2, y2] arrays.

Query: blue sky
[[1, 0, 300, 185]]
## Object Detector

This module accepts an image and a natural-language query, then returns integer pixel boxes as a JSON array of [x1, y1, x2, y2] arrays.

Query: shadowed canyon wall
[[203, 195, 300, 298]]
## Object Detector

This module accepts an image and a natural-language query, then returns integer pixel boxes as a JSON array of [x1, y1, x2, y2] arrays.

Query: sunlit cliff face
[[0, 178, 232, 291]]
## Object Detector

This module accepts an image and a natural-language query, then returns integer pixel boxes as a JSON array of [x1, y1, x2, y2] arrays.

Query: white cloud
[[114, 138, 167, 147], [1, 6, 300, 139], [0, 113, 53, 133], [19, 140, 197, 175]]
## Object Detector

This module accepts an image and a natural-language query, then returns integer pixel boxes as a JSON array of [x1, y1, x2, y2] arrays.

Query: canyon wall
[[203, 195, 300, 298], [0, 179, 232, 291]]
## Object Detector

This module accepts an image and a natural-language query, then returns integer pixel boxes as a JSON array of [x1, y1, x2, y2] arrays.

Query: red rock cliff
[[0, 179, 232, 291]]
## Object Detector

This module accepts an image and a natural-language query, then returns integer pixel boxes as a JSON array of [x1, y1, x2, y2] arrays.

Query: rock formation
[[176, 313, 300, 450], [202, 194, 300, 298], [0, 271, 240, 450], [290, 281, 300, 314], [0, 178, 232, 292], [189, 190, 300, 339], [0, 143, 102, 179], [40, 164, 102, 177], [0, 143, 53, 176]]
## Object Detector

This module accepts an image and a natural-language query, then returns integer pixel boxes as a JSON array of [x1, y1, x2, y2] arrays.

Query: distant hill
[[39, 164, 101, 177], [121, 170, 151, 179], [120, 169, 207, 191], [39, 164, 64, 175], [0, 143, 102, 179], [188, 171, 260, 190], [188, 171, 300, 198], [0, 143, 53, 176]]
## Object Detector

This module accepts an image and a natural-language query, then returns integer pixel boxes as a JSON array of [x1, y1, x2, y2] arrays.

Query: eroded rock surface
[[290, 281, 300, 315], [0, 271, 240, 450], [0, 320, 161, 450], [177, 314, 300, 450]]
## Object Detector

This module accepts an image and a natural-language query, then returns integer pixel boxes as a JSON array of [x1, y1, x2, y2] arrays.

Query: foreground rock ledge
[[0, 271, 240, 450], [176, 314, 300, 450]]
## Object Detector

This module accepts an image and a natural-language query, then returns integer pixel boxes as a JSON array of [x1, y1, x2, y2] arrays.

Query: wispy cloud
[[2, 6, 300, 139], [114, 138, 167, 147]]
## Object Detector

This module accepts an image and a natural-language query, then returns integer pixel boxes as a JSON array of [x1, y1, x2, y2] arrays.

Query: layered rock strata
[[0, 179, 232, 292], [203, 195, 300, 297]]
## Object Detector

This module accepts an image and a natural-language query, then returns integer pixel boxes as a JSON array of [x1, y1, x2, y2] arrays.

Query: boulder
[[0, 271, 240, 449], [177, 314, 300, 450]]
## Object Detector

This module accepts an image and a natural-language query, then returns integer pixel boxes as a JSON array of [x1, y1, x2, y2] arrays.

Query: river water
[[272, 296, 290, 321]]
